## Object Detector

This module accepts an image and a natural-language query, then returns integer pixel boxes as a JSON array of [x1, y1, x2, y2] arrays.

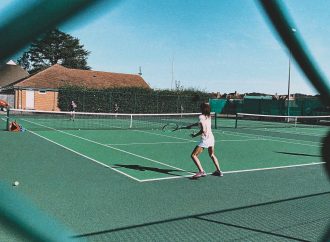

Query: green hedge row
[[58, 86, 211, 113]]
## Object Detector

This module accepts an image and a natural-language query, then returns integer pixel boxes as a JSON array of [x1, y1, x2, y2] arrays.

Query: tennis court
[[1, 112, 329, 241], [0, 0, 330, 241]]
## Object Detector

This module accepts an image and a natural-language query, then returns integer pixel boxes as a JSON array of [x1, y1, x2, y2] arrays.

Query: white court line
[[69, 118, 196, 143], [107, 138, 264, 146], [214, 129, 322, 147], [133, 129, 195, 142], [244, 126, 328, 137], [220, 162, 325, 174], [139, 162, 325, 182], [18, 119, 325, 183], [27, 130, 142, 182], [21, 119, 194, 180], [108, 141, 194, 146], [58, 130, 193, 175], [217, 138, 266, 142]]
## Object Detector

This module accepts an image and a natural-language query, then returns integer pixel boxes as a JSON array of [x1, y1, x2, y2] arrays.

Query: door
[[26, 90, 35, 109]]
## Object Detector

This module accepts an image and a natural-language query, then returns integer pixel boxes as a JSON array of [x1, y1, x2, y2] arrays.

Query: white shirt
[[198, 114, 214, 148]]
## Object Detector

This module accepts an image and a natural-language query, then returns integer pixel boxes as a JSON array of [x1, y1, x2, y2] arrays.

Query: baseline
[[139, 162, 325, 182]]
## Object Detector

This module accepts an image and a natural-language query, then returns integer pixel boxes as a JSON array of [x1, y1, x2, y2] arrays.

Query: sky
[[1, 0, 330, 95]]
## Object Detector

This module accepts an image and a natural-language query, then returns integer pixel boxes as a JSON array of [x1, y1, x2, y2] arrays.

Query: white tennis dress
[[197, 114, 215, 148]]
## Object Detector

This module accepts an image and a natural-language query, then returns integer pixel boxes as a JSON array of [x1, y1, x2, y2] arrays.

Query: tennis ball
[[13, 181, 19, 186]]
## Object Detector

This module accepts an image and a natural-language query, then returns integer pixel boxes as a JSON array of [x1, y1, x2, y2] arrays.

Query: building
[[5, 64, 150, 111], [0, 60, 29, 106]]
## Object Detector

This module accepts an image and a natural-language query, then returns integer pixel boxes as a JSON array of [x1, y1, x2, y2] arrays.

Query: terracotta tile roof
[[0, 63, 29, 87], [14, 64, 150, 89]]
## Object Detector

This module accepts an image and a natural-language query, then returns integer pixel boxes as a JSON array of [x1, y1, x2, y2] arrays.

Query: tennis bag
[[9, 121, 25, 132]]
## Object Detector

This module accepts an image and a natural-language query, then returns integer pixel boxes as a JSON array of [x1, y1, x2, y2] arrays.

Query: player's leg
[[208, 146, 223, 176], [191, 146, 206, 178]]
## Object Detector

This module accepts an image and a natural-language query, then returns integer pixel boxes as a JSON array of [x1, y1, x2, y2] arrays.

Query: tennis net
[[235, 113, 330, 129], [6, 109, 202, 131]]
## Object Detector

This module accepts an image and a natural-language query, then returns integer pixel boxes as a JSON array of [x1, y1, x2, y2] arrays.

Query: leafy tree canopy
[[17, 29, 91, 74]]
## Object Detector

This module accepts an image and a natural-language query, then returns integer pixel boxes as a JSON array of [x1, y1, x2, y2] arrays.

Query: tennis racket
[[162, 123, 192, 132], [162, 123, 179, 132]]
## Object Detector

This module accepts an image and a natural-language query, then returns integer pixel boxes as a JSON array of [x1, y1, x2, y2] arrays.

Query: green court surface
[[0, 118, 329, 241]]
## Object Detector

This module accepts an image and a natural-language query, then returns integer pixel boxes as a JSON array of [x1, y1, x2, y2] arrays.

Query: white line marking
[[243, 126, 327, 137], [133, 129, 194, 142], [27, 130, 142, 182], [140, 174, 193, 182], [214, 129, 322, 147], [217, 138, 266, 142], [223, 162, 325, 174], [107, 138, 264, 146], [62, 131, 193, 174], [108, 141, 194, 146], [21, 119, 194, 177], [18, 118, 326, 183], [139, 162, 325, 182]]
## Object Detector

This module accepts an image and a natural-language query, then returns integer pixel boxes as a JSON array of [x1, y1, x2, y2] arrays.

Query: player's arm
[[191, 127, 203, 138], [185, 122, 199, 129], [190, 121, 205, 137]]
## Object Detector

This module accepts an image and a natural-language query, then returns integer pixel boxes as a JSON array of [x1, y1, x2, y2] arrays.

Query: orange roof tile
[[14, 64, 150, 89]]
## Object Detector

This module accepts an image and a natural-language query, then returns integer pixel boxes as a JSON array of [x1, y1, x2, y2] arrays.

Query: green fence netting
[[210, 97, 330, 116]]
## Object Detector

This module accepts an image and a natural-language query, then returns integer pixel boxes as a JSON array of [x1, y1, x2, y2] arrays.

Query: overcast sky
[[1, 0, 330, 95]]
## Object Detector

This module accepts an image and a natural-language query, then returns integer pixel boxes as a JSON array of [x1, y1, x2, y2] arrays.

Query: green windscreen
[[209, 99, 227, 113]]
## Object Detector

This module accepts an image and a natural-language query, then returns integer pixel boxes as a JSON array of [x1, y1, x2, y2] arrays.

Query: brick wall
[[15, 90, 60, 111], [15, 89, 25, 109], [35, 90, 59, 111]]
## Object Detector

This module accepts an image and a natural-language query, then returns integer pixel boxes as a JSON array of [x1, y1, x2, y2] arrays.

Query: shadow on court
[[275, 151, 321, 158], [113, 164, 187, 176], [72, 191, 330, 241]]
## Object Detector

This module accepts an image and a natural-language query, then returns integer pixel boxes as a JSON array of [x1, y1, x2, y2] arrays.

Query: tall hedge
[[58, 86, 211, 113]]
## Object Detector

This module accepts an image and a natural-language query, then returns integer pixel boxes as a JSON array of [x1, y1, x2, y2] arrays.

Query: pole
[[287, 28, 296, 118], [171, 55, 174, 90], [287, 51, 291, 117], [6, 108, 10, 131]]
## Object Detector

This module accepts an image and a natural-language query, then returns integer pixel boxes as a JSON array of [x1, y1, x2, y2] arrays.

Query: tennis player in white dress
[[190, 103, 223, 179]]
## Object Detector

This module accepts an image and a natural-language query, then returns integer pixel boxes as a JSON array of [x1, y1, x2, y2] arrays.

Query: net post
[[235, 113, 238, 128], [214, 112, 217, 129], [129, 114, 133, 128], [6, 108, 10, 131]]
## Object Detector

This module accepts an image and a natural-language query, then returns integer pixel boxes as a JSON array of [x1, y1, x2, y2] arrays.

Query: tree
[[17, 29, 91, 74]]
